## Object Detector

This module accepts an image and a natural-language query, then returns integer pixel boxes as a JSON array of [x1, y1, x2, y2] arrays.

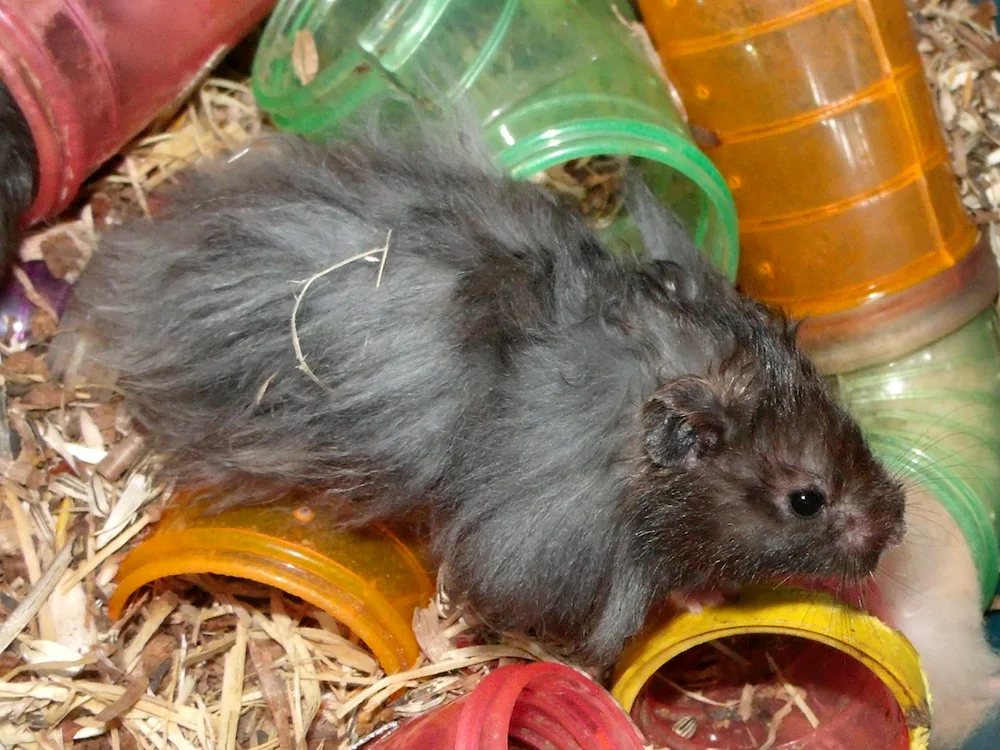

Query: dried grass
[[916, 2, 1000, 233], [0, 4, 994, 748]]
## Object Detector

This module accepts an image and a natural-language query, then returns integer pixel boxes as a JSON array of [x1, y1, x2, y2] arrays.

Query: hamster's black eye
[[788, 488, 827, 517]]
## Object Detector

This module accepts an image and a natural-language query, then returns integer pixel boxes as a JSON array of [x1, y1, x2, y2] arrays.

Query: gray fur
[[69, 121, 905, 664]]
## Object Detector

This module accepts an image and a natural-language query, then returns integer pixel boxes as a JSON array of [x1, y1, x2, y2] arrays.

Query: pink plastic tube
[[367, 662, 645, 750], [0, 0, 275, 226]]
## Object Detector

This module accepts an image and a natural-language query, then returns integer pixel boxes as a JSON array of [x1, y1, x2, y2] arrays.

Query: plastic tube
[[637, 0, 994, 372], [249, 0, 740, 279], [833, 306, 1000, 608], [797, 237, 997, 374], [107, 485, 435, 674], [367, 661, 646, 749], [611, 586, 931, 749], [0, 0, 276, 227]]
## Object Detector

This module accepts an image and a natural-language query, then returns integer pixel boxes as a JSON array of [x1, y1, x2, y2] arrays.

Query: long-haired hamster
[[67, 120, 907, 663]]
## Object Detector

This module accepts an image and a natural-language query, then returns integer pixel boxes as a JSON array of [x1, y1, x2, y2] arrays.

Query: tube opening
[[528, 154, 710, 261], [631, 633, 910, 749], [510, 135, 736, 280]]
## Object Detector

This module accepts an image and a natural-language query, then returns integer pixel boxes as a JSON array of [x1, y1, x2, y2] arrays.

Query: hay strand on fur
[[289, 232, 392, 389]]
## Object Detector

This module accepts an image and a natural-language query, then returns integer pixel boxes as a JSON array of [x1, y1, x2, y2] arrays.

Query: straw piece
[[60, 514, 151, 593], [739, 683, 755, 722], [216, 620, 248, 750], [766, 652, 819, 729], [247, 638, 293, 750], [47, 568, 97, 662], [332, 645, 536, 720], [0, 680, 205, 727], [759, 696, 796, 750], [183, 633, 238, 669], [295, 628, 377, 674], [3, 484, 44, 585], [291, 31, 319, 86], [123, 592, 180, 673], [2, 486, 64, 644], [0, 535, 75, 654], [0, 517, 18, 554], [663, 677, 741, 709], [412, 604, 456, 663], [96, 472, 152, 549], [289, 233, 392, 389], [250, 605, 321, 747], [94, 674, 152, 724]]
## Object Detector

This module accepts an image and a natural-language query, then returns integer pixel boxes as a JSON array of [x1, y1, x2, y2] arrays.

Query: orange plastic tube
[[107, 486, 435, 674], [639, 0, 983, 330]]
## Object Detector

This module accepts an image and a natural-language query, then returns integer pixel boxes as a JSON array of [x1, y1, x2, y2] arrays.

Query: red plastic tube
[[368, 662, 645, 750], [0, 0, 275, 227]]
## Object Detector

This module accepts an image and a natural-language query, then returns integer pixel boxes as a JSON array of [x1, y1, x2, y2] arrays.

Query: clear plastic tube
[[250, 0, 740, 279], [833, 306, 1000, 608]]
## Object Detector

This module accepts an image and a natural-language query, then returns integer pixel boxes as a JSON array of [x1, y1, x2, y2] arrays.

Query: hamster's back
[[70, 128, 650, 516]]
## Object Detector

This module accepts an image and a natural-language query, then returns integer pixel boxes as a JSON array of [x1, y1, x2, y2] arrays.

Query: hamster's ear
[[642, 378, 727, 468]]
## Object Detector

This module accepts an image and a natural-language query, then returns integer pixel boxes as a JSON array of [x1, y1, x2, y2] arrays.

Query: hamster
[[874, 487, 1000, 749], [67, 120, 907, 664], [0, 78, 38, 283]]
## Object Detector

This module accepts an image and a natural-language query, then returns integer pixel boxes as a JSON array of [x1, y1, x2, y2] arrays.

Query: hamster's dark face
[[694, 413, 907, 584], [634, 342, 907, 591]]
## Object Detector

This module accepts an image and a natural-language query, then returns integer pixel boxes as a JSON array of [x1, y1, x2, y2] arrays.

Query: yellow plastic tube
[[108, 486, 435, 674], [611, 586, 931, 749]]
